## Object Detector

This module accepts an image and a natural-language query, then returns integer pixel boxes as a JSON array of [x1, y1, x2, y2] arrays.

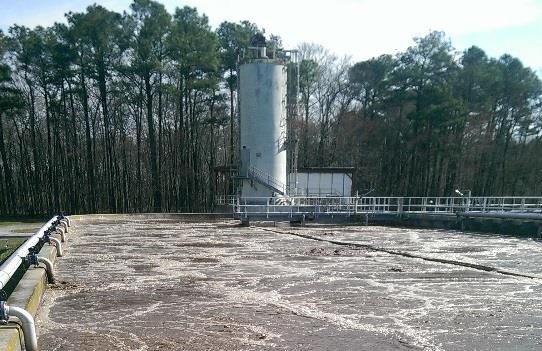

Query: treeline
[[0, 1, 541, 215], [0, 1, 258, 215], [299, 33, 542, 197]]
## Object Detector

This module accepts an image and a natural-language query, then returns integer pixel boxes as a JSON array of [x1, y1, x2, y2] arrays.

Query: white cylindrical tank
[[240, 61, 287, 198]]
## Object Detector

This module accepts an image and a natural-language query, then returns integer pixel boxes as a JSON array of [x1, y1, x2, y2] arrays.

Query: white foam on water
[[36, 219, 542, 350], [208, 280, 444, 350]]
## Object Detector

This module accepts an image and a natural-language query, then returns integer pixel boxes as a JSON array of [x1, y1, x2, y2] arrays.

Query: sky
[[1, 0, 541, 74]]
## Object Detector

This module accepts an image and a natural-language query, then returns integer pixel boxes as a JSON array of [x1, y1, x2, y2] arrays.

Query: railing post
[[354, 197, 358, 214]]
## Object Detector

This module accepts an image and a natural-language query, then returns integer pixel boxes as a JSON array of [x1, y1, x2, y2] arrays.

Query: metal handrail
[[232, 196, 542, 217], [215, 195, 238, 206], [248, 166, 287, 194]]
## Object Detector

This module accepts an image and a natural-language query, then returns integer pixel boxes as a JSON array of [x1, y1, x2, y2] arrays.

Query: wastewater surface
[[37, 218, 542, 350]]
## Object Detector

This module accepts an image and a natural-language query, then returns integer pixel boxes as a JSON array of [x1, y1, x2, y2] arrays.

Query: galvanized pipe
[[37, 257, 55, 283], [48, 237, 63, 257], [59, 221, 68, 233], [0, 216, 59, 291], [55, 228, 66, 243], [4, 304, 38, 351]]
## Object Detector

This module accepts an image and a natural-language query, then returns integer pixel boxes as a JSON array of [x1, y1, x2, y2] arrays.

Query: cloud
[[178, 0, 542, 62], [2, 0, 541, 69]]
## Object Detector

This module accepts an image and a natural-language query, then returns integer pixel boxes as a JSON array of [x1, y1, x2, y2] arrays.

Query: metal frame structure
[[222, 196, 542, 219]]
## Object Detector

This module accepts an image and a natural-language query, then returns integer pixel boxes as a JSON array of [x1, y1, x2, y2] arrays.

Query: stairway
[[247, 166, 287, 196]]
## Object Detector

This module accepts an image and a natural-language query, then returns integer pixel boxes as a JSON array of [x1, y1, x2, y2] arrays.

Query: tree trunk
[[96, 56, 116, 212], [144, 73, 161, 212], [0, 112, 15, 214]]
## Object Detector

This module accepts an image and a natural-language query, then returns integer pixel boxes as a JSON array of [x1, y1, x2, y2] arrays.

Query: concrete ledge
[[0, 244, 58, 351], [360, 212, 542, 237]]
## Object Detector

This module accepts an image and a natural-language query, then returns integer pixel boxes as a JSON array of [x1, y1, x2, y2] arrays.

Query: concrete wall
[[355, 213, 542, 237]]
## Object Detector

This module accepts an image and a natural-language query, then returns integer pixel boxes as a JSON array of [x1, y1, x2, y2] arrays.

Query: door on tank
[[240, 146, 250, 176]]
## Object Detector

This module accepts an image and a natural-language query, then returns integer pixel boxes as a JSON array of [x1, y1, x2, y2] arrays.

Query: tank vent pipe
[[0, 302, 38, 351]]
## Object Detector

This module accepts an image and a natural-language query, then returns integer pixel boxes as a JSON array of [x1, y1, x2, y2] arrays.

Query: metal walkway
[[216, 196, 542, 221]]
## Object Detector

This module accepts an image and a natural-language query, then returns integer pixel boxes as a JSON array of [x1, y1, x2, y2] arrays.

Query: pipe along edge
[[58, 215, 70, 228], [37, 257, 55, 284], [0, 215, 67, 351], [55, 228, 66, 243], [0, 302, 39, 351], [59, 221, 68, 234], [48, 237, 63, 257]]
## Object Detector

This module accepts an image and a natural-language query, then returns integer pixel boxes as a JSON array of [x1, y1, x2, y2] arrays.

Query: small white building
[[288, 167, 354, 197]]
